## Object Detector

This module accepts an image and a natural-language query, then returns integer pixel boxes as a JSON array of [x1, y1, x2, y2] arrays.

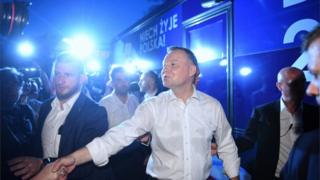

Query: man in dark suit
[[280, 26, 320, 180], [8, 53, 113, 179], [236, 67, 319, 180]]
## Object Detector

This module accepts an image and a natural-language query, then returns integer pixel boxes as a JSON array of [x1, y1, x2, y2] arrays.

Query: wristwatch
[[42, 157, 56, 165]]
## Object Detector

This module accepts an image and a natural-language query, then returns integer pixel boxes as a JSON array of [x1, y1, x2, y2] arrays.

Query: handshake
[[31, 156, 76, 180]]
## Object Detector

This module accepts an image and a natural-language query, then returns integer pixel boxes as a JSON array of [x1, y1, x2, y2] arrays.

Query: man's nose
[[306, 81, 319, 96], [56, 76, 65, 84]]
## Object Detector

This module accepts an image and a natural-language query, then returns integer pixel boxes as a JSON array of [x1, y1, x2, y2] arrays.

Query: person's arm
[[213, 102, 240, 179], [55, 101, 154, 175], [52, 147, 90, 173], [32, 163, 67, 180]]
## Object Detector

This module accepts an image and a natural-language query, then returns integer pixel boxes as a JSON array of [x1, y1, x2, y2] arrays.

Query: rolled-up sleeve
[[86, 102, 154, 166], [214, 103, 240, 178]]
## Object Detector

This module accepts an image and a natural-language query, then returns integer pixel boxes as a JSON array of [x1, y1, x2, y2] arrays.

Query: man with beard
[[99, 66, 139, 128], [99, 66, 148, 180], [8, 53, 113, 179]]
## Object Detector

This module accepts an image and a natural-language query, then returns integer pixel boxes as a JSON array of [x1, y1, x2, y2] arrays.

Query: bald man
[[236, 67, 319, 180]]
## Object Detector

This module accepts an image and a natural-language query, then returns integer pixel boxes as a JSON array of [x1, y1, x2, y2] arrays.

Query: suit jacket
[[236, 100, 319, 180], [281, 129, 320, 180], [35, 93, 113, 180]]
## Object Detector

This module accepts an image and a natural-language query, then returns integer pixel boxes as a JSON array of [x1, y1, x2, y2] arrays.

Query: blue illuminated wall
[[232, 0, 319, 134], [112, 3, 183, 70], [110, 0, 319, 135]]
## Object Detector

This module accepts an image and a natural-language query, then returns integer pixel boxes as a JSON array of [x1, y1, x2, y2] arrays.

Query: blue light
[[123, 58, 153, 74], [17, 41, 34, 57], [219, 59, 228, 66], [240, 67, 252, 76], [193, 47, 218, 63]]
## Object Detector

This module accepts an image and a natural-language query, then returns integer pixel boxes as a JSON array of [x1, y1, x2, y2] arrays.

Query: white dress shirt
[[99, 92, 139, 129], [275, 99, 302, 177], [42, 92, 80, 158], [144, 89, 158, 101], [87, 89, 240, 180]]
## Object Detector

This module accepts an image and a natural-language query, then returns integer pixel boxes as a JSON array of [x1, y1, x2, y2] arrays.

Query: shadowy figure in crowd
[[35, 46, 240, 180], [281, 25, 320, 180], [139, 70, 163, 102], [8, 53, 113, 179], [20, 80, 43, 122], [1, 67, 36, 180], [235, 67, 319, 180]]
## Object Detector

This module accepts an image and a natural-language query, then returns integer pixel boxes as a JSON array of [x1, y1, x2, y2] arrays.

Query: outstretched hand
[[31, 163, 66, 180], [8, 156, 43, 180], [52, 156, 76, 176]]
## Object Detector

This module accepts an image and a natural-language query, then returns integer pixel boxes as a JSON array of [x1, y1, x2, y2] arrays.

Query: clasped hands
[[9, 156, 76, 180]]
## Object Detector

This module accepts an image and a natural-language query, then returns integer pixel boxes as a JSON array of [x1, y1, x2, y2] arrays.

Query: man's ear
[[276, 82, 282, 91], [189, 64, 197, 77]]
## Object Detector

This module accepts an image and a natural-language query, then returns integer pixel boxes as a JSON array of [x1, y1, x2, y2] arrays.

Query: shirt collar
[[144, 89, 158, 100], [280, 98, 287, 113], [168, 85, 200, 102], [280, 98, 303, 114], [51, 91, 81, 110]]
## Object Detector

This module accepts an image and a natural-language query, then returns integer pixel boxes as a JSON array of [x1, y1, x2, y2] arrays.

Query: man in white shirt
[[99, 66, 139, 129], [36, 46, 240, 180], [99, 66, 149, 180]]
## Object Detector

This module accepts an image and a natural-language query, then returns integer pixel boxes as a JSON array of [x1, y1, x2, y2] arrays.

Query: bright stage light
[[86, 60, 101, 74], [219, 59, 228, 66], [63, 34, 95, 59], [17, 41, 34, 57], [240, 67, 252, 76], [123, 58, 153, 74]]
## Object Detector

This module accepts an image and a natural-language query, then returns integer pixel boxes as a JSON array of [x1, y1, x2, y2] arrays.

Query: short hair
[[144, 70, 159, 83], [0, 67, 23, 87], [167, 46, 200, 83], [109, 66, 126, 82], [52, 52, 85, 75], [144, 70, 161, 89], [303, 26, 320, 51]]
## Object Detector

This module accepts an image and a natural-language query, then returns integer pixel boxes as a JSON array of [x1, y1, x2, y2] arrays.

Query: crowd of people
[[1, 26, 319, 180]]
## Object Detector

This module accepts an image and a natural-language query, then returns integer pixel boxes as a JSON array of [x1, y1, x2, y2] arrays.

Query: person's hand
[[211, 143, 217, 155], [8, 156, 43, 180], [52, 156, 76, 176], [31, 163, 66, 180]]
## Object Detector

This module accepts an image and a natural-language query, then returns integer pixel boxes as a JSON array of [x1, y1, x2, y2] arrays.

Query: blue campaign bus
[[109, 0, 319, 137]]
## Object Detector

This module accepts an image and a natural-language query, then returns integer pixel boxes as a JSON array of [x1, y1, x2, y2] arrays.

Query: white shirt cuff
[[86, 138, 109, 167]]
